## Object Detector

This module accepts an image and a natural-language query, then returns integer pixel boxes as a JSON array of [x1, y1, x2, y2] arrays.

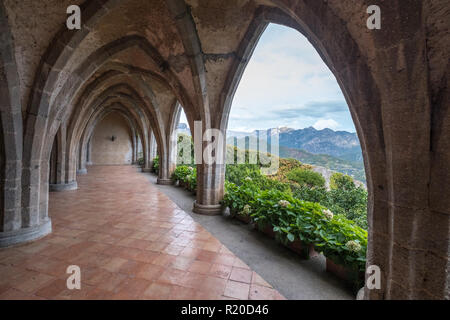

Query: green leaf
[[287, 233, 295, 242]]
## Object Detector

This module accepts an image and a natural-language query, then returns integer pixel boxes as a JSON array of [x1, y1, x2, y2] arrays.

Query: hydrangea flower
[[278, 200, 290, 208], [323, 209, 334, 220], [240, 204, 251, 216], [346, 240, 361, 252], [188, 167, 194, 171], [244, 176, 252, 182]]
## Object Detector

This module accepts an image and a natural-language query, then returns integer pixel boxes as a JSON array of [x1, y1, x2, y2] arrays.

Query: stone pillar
[[131, 134, 137, 165], [49, 124, 77, 192], [193, 162, 225, 215], [150, 132, 157, 162], [0, 3, 51, 246], [86, 138, 92, 166], [192, 122, 225, 215], [77, 140, 87, 175], [0, 117, 25, 245], [142, 132, 153, 173], [156, 149, 175, 185], [157, 127, 177, 184]]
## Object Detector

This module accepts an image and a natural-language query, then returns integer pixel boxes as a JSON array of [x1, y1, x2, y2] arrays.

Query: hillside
[[231, 126, 363, 162], [278, 145, 366, 183], [180, 123, 367, 183]]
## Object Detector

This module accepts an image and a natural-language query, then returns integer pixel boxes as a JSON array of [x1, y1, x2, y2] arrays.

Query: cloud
[[273, 101, 348, 119], [313, 119, 340, 130], [224, 24, 357, 133]]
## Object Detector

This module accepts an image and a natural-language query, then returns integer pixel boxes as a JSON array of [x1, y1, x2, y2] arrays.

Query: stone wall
[[90, 112, 133, 165], [0, 0, 448, 299]]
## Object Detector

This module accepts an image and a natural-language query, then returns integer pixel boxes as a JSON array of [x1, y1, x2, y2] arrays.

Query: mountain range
[[178, 124, 366, 183], [228, 126, 362, 162]]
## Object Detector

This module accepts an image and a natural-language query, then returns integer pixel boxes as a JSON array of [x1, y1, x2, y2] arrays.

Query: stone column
[[49, 124, 77, 192], [192, 122, 225, 215], [132, 134, 138, 165], [150, 132, 157, 162], [142, 132, 152, 173], [156, 145, 175, 185], [77, 140, 87, 175], [193, 162, 225, 215], [0, 117, 25, 245], [86, 138, 92, 166], [157, 126, 177, 184]]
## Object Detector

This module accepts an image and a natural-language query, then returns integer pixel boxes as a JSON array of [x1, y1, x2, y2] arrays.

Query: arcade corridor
[[0, 166, 284, 300]]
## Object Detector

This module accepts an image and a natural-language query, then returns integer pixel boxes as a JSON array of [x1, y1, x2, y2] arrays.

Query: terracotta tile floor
[[0, 166, 285, 300]]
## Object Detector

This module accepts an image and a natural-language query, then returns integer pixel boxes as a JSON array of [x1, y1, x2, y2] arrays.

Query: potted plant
[[325, 255, 365, 293], [312, 214, 367, 293]]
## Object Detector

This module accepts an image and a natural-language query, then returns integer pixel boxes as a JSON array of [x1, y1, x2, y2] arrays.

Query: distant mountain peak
[[279, 126, 294, 133]]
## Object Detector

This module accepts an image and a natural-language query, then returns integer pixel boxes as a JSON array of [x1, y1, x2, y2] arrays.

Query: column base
[[356, 287, 365, 300], [193, 201, 223, 216], [49, 181, 78, 192], [142, 168, 152, 173], [77, 168, 87, 175], [157, 178, 173, 185], [0, 219, 52, 248]]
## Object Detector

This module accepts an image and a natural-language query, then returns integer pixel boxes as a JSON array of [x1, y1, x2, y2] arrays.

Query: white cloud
[[313, 119, 340, 130], [226, 24, 356, 132]]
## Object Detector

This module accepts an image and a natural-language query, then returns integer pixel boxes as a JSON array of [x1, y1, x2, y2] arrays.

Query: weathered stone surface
[[0, 0, 448, 300]]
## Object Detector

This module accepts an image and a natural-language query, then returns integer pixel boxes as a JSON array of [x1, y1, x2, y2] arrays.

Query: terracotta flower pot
[[326, 258, 364, 292], [258, 224, 275, 239], [235, 214, 251, 224], [287, 240, 319, 259]]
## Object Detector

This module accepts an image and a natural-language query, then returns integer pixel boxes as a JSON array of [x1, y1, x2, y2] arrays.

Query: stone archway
[[89, 111, 134, 166], [0, 0, 447, 300]]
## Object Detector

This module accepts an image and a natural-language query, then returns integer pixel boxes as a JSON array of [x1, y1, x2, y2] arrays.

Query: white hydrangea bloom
[[240, 204, 251, 215], [278, 200, 290, 208], [346, 240, 361, 252], [323, 209, 334, 220]]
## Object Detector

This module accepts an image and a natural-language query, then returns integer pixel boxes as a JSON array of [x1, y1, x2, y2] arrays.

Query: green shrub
[[222, 180, 258, 217], [172, 165, 192, 183], [223, 180, 367, 272], [267, 158, 310, 183], [291, 174, 368, 230], [287, 168, 325, 188], [225, 164, 291, 193], [327, 186, 368, 229], [291, 185, 329, 204], [185, 167, 197, 192], [152, 155, 159, 173], [225, 164, 261, 186], [251, 188, 367, 271], [330, 172, 355, 190], [137, 157, 145, 166]]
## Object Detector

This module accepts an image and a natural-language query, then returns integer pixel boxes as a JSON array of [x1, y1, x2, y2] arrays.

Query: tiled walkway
[[0, 166, 285, 300]]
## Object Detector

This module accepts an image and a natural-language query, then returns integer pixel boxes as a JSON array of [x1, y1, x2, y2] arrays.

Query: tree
[[286, 168, 325, 188], [330, 172, 355, 190]]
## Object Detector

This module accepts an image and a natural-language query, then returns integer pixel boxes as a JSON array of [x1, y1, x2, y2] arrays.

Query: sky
[[179, 23, 356, 133]]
